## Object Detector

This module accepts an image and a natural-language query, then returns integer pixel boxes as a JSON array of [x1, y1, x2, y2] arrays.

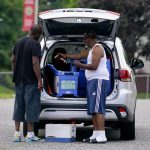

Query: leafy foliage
[[0, 0, 25, 71], [39, 0, 79, 11]]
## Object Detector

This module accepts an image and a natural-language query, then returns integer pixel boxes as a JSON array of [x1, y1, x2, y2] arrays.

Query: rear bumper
[[39, 108, 118, 121], [39, 103, 134, 123]]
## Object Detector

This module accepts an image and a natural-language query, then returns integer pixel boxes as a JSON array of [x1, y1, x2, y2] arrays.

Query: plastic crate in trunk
[[47, 64, 79, 97]]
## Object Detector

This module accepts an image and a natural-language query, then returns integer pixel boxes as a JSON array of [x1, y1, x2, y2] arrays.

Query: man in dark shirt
[[11, 25, 43, 142]]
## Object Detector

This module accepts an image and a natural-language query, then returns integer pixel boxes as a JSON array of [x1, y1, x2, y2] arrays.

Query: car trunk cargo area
[[43, 41, 114, 98]]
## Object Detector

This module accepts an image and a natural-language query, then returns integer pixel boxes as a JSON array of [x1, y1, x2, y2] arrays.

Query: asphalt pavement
[[0, 99, 150, 150]]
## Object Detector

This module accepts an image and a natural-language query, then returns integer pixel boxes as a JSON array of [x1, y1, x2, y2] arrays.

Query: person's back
[[13, 36, 41, 84], [11, 25, 43, 143]]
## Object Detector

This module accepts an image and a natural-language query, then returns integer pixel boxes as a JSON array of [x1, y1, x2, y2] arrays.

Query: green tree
[[56, 0, 79, 8], [39, 0, 79, 11], [0, 0, 25, 71], [0, 51, 10, 70]]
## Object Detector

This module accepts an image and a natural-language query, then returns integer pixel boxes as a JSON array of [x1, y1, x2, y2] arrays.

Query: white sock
[[90, 131, 97, 139], [95, 130, 107, 142], [27, 132, 34, 137], [14, 131, 20, 136], [95, 130, 106, 138]]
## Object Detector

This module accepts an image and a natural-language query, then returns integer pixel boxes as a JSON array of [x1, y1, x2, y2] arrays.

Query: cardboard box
[[45, 124, 76, 142]]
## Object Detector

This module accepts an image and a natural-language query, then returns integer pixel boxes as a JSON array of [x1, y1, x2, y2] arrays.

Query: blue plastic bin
[[47, 64, 79, 97], [78, 69, 87, 97], [106, 59, 112, 95]]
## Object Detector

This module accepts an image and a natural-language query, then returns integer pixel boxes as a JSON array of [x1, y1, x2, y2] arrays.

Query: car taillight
[[118, 107, 127, 118], [119, 69, 131, 82]]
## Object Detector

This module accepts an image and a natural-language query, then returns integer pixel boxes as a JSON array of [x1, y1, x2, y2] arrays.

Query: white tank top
[[85, 43, 109, 81]]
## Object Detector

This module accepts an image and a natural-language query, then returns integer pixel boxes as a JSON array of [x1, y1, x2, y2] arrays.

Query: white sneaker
[[13, 133, 21, 142], [25, 135, 41, 142], [89, 136, 107, 143], [96, 136, 107, 143]]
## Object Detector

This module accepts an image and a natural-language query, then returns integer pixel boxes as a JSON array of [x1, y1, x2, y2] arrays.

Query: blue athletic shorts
[[87, 79, 109, 115], [13, 84, 41, 122]]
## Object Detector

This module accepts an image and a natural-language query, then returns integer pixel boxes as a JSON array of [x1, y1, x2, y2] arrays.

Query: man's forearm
[[78, 63, 97, 70], [66, 53, 82, 60], [33, 59, 42, 81], [33, 58, 43, 90]]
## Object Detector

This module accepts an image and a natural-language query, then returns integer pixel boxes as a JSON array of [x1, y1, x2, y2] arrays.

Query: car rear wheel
[[120, 117, 135, 140]]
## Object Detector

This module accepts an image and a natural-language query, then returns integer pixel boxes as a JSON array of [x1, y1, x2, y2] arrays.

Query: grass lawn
[[137, 92, 150, 99], [0, 85, 15, 99]]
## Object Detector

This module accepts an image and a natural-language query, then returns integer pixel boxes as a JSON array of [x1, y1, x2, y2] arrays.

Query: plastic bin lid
[[47, 64, 58, 73], [47, 64, 79, 76]]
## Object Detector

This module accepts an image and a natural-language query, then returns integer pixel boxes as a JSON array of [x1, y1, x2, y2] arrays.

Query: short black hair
[[84, 31, 97, 40], [30, 25, 42, 36]]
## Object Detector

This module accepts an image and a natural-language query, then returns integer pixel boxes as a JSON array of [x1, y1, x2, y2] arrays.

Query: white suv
[[24, 8, 144, 140]]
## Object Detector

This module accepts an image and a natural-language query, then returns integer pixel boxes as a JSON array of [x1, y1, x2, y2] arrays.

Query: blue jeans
[[13, 84, 41, 122]]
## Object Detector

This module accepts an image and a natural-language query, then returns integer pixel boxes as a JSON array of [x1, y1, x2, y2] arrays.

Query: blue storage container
[[47, 64, 79, 97], [78, 69, 87, 97], [106, 59, 112, 96]]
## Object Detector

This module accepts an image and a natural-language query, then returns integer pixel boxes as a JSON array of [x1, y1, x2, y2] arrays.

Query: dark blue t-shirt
[[12, 37, 41, 84]]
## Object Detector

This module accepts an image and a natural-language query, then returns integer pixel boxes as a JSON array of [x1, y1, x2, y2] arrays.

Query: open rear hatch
[[39, 8, 120, 44], [39, 8, 120, 98]]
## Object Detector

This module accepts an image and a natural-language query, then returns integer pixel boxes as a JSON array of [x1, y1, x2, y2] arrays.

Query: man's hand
[[73, 60, 82, 68], [38, 79, 43, 91], [32, 56, 43, 91], [57, 53, 67, 59]]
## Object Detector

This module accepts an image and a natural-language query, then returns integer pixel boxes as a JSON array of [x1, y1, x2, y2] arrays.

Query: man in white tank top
[[58, 31, 109, 143]]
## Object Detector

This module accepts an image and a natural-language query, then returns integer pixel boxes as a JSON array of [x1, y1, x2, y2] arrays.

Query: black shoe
[[89, 138, 107, 144], [82, 137, 91, 142]]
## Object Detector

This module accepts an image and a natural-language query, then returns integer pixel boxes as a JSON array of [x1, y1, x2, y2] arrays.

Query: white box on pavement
[[45, 124, 76, 142]]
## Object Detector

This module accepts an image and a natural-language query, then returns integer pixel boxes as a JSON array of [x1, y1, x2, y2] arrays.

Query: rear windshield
[[45, 18, 114, 37]]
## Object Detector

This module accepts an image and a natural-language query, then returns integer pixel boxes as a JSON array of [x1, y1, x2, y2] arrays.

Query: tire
[[120, 118, 135, 140], [23, 121, 39, 137]]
